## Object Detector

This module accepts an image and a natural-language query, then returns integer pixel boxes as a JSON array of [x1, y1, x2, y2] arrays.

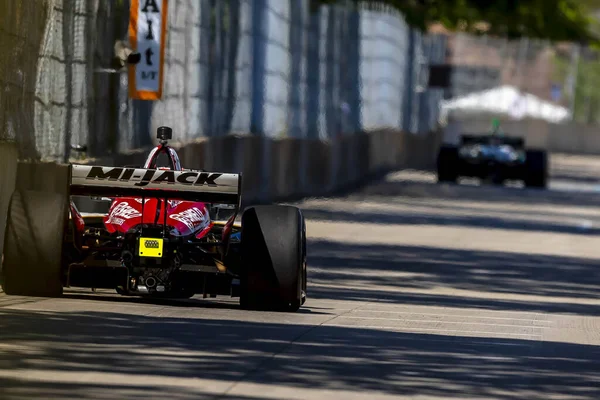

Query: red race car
[[2, 127, 307, 311]]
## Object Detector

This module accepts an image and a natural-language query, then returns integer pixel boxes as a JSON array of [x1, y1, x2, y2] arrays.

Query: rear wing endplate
[[70, 165, 242, 205]]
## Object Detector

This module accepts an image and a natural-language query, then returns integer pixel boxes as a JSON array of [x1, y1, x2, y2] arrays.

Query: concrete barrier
[[353, 133, 369, 181], [178, 141, 206, 171], [385, 130, 399, 168], [403, 130, 442, 170], [63, 129, 442, 208], [270, 138, 303, 200], [0, 142, 19, 258], [334, 135, 352, 189], [203, 135, 239, 173], [304, 139, 331, 197], [368, 130, 387, 173], [239, 135, 265, 202]]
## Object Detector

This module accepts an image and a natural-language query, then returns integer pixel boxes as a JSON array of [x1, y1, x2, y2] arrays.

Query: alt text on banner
[[128, 0, 168, 100]]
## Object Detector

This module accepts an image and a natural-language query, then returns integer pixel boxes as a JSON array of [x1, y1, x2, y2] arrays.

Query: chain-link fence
[[134, 1, 447, 144], [0, 0, 51, 160], [0, 0, 127, 161], [11, 1, 600, 162], [1, 0, 447, 163]]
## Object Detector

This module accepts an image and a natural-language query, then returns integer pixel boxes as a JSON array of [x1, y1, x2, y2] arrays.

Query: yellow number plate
[[139, 238, 164, 258]]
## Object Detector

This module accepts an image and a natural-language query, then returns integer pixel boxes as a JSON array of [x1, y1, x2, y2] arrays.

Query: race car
[[1, 126, 307, 311], [436, 120, 548, 188]]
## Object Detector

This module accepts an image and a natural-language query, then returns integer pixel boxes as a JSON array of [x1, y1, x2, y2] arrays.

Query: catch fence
[[1, 0, 447, 162]]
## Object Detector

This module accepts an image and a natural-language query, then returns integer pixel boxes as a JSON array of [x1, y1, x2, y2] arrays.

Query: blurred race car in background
[[436, 120, 548, 188], [1, 127, 307, 312]]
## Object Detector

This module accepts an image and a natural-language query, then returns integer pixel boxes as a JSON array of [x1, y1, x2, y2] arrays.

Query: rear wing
[[460, 134, 525, 148], [70, 165, 241, 206]]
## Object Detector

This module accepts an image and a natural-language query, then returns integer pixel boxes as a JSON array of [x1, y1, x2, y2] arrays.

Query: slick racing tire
[[1, 190, 66, 297], [524, 150, 548, 188], [436, 146, 459, 183], [240, 205, 306, 312]]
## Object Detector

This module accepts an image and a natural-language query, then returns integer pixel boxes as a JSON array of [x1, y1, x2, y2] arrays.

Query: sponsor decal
[[83, 166, 223, 188], [128, 0, 169, 100], [69, 201, 85, 232], [106, 201, 142, 226], [170, 207, 206, 231]]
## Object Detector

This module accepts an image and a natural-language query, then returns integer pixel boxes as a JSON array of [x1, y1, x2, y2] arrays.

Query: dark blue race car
[[436, 119, 548, 188]]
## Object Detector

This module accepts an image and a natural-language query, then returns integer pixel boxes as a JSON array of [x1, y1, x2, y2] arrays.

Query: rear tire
[[1, 190, 67, 297], [437, 146, 459, 183], [240, 205, 306, 312], [524, 150, 548, 188]]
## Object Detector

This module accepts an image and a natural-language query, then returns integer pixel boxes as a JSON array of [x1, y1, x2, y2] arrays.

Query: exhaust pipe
[[145, 276, 157, 289], [121, 251, 133, 264]]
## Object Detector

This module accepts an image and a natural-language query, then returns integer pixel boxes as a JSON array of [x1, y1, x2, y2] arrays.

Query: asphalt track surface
[[1, 153, 600, 400]]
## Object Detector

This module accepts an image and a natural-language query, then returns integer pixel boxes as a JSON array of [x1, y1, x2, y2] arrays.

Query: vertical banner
[[128, 0, 168, 100]]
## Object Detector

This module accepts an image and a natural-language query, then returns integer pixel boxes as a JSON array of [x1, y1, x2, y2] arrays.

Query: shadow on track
[[61, 292, 241, 309], [355, 178, 600, 208], [56, 292, 324, 315], [0, 309, 598, 400], [307, 240, 600, 315], [551, 173, 600, 184], [302, 208, 600, 236]]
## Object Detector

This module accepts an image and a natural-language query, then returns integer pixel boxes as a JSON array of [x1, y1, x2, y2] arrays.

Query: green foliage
[[552, 47, 600, 124], [313, 0, 600, 44]]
